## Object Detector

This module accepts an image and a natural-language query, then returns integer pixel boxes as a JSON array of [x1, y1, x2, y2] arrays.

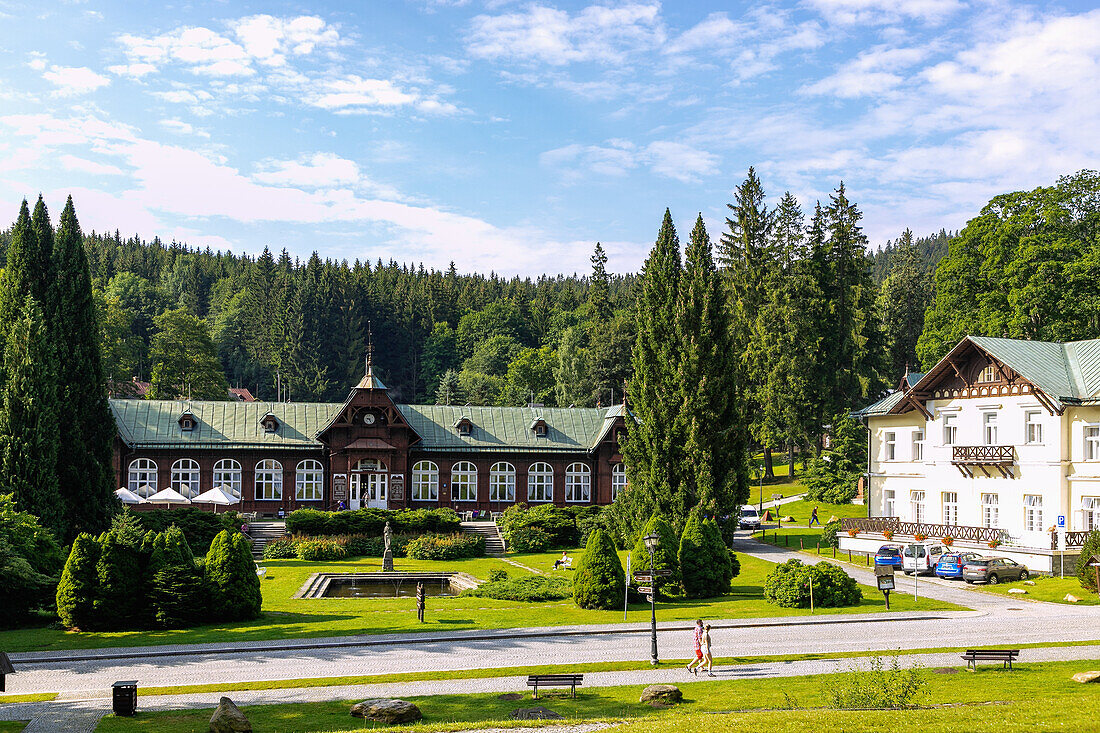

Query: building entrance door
[[351, 458, 389, 509], [349, 474, 362, 510], [365, 472, 388, 508]]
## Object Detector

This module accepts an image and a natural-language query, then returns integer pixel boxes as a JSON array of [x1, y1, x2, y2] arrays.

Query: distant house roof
[[395, 405, 619, 453], [229, 387, 256, 402]]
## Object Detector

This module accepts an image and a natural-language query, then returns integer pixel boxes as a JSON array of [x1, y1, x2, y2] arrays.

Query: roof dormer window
[[261, 413, 280, 434], [178, 411, 196, 432], [454, 417, 473, 437], [979, 364, 997, 383], [530, 417, 548, 438]]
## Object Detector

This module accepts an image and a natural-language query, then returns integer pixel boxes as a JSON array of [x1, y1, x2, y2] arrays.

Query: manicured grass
[[0, 551, 954, 654], [755, 498, 867, 552], [0, 723, 26, 732], [977, 574, 1099, 605], [95, 661, 1100, 733], [0, 693, 58, 704]]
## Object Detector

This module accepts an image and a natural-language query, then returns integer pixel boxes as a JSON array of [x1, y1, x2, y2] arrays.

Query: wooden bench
[[961, 649, 1019, 671], [527, 673, 583, 698]]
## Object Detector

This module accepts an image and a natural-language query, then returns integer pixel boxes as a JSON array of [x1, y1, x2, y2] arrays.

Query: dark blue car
[[935, 551, 983, 579], [875, 545, 904, 570]]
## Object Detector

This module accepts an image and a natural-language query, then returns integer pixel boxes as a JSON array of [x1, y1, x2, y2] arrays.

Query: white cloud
[[644, 141, 719, 182], [804, 0, 963, 26], [310, 75, 419, 110], [253, 153, 362, 188], [108, 63, 158, 78], [59, 154, 125, 175], [42, 65, 110, 95], [158, 119, 210, 137], [801, 45, 928, 97], [541, 139, 718, 182], [26, 52, 47, 71], [466, 2, 664, 66], [229, 15, 341, 67]]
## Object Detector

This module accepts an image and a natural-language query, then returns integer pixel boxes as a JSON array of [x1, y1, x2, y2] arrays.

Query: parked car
[[902, 543, 945, 575], [961, 557, 1029, 584], [738, 505, 762, 530], [935, 551, 984, 579], [874, 545, 904, 570]]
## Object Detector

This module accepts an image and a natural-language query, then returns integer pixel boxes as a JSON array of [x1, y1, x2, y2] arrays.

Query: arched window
[[256, 459, 283, 501], [128, 458, 158, 498], [489, 462, 516, 502], [170, 459, 200, 499], [412, 461, 438, 501], [451, 461, 477, 502], [527, 462, 553, 503], [296, 459, 324, 501], [611, 463, 627, 501], [213, 459, 242, 498], [566, 463, 590, 503], [354, 458, 387, 472]]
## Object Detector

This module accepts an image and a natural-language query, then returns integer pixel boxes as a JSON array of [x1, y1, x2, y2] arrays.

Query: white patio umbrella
[[114, 487, 146, 505], [145, 487, 191, 509], [191, 486, 240, 513]]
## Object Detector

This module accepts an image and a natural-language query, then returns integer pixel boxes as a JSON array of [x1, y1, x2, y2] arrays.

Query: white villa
[[841, 335, 1100, 573]]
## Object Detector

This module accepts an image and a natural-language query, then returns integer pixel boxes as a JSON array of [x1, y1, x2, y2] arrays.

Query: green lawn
[[94, 661, 1100, 733], [0, 549, 953, 654], [753, 498, 866, 552], [0, 723, 26, 732], [976, 573, 1099, 605]]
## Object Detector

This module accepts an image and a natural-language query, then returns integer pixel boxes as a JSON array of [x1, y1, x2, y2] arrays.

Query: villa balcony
[[951, 445, 1015, 478]]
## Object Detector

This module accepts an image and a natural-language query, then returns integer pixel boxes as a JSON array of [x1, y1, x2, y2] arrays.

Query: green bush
[[405, 533, 485, 560], [56, 532, 100, 630], [630, 513, 680, 594], [465, 574, 571, 602], [205, 530, 262, 621], [94, 530, 144, 629], [572, 529, 624, 610], [284, 508, 461, 537], [131, 508, 242, 555], [506, 524, 552, 553], [0, 493, 62, 625], [151, 564, 208, 629], [803, 410, 866, 505], [487, 569, 509, 583], [821, 520, 841, 549], [826, 655, 926, 709], [262, 537, 299, 559], [679, 514, 733, 599], [295, 538, 349, 561], [499, 504, 579, 551], [1076, 530, 1100, 592], [577, 508, 615, 549], [763, 559, 862, 608]]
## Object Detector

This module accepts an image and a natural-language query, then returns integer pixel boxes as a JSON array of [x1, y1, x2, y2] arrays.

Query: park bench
[[527, 673, 583, 698], [961, 649, 1019, 670]]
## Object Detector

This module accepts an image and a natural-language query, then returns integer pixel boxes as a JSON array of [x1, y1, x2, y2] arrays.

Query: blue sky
[[0, 1, 1097, 274]]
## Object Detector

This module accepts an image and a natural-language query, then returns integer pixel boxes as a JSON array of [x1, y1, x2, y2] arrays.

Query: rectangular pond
[[293, 571, 482, 599]]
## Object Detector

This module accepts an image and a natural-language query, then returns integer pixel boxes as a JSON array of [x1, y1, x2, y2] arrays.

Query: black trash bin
[[112, 680, 137, 716]]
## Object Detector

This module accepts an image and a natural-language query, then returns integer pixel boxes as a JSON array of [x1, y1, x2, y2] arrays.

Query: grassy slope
[[0, 724, 25, 733], [94, 661, 1100, 733], [0, 551, 953, 654], [976, 574, 1099, 605]]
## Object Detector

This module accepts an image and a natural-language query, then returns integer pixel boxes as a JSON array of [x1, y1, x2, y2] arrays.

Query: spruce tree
[[205, 529, 262, 620], [0, 201, 38, 346], [0, 296, 61, 536], [879, 228, 930, 379], [54, 197, 117, 539], [55, 533, 100, 630], [94, 530, 143, 629], [620, 210, 684, 532], [572, 528, 625, 610], [676, 215, 749, 522], [629, 513, 680, 594], [588, 242, 612, 321]]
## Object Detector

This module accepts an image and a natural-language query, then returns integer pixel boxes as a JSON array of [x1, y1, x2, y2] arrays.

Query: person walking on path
[[686, 619, 704, 675], [702, 623, 715, 677], [809, 506, 820, 527]]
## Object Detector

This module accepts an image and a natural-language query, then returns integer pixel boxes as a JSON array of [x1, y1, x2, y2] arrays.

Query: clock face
[[363, 412, 377, 425]]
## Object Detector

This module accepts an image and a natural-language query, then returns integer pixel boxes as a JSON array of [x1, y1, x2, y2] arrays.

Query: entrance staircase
[[246, 521, 287, 560], [461, 521, 505, 557]]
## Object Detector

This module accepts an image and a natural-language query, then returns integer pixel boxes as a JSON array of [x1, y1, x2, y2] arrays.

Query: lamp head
[[642, 533, 659, 552]]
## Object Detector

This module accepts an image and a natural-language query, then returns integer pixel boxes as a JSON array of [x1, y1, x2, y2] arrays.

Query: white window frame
[[527, 462, 554, 503], [982, 493, 999, 528], [912, 430, 924, 461], [565, 463, 591, 503], [943, 413, 957, 446], [942, 491, 958, 525], [1025, 411, 1043, 445], [883, 488, 895, 517], [1086, 425, 1100, 461], [979, 364, 997, 383], [451, 461, 478, 502], [1024, 494, 1043, 533], [611, 463, 627, 501], [489, 462, 516, 502], [983, 411, 998, 445], [295, 459, 324, 501], [1083, 497, 1100, 531], [213, 459, 242, 498], [354, 458, 388, 472], [910, 490, 926, 524], [884, 431, 896, 461], [128, 458, 158, 498], [256, 459, 283, 501], [171, 458, 200, 499], [411, 461, 438, 501]]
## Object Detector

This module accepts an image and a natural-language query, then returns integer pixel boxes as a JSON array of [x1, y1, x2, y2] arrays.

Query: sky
[[0, 0, 1097, 275]]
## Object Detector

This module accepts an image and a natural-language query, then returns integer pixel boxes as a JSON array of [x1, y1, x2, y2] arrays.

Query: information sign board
[[332, 474, 348, 502], [877, 575, 895, 591], [390, 474, 405, 501], [637, 586, 654, 594]]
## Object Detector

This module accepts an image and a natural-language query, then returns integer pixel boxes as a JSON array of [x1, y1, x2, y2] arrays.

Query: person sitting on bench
[[553, 551, 571, 570]]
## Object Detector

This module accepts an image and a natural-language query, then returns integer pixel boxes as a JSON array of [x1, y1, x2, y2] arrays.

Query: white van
[[902, 542, 945, 575]]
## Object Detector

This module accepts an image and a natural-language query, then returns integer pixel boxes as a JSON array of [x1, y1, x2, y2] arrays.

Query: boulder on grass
[[781, 516, 794, 523], [1023, 580, 1035, 586], [640, 684, 682, 704], [1007, 588, 1027, 594], [1072, 671, 1100, 683], [1064, 594, 1081, 603], [510, 706, 563, 720], [350, 699, 422, 724], [209, 697, 251, 733], [827, 515, 838, 524]]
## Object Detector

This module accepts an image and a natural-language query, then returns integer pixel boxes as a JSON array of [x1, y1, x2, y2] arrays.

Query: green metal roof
[[396, 405, 615, 452], [852, 390, 907, 418], [968, 335, 1100, 406]]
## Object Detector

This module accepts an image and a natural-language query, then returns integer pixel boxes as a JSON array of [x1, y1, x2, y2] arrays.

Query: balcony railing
[[840, 517, 1006, 544], [951, 445, 1015, 477], [1051, 531, 1093, 550]]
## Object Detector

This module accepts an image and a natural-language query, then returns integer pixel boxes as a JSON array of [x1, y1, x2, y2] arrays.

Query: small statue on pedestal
[[382, 520, 394, 572]]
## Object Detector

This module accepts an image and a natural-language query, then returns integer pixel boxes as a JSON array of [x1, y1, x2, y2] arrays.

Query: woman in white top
[[702, 623, 715, 677]]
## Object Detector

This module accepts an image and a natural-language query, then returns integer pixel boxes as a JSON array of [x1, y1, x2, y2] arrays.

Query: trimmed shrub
[[94, 530, 144, 629], [572, 529, 624, 610], [1076, 530, 1100, 592], [630, 513, 680, 594], [295, 538, 348, 561], [262, 537, 299, 559], [763, 559, 862, 608], [506, 525, 552, 553], [56, 532, 100, 630], [151, 563, 208, 629], [577, 508, 615, 549], [499, 504, 580, 551], [821, 520, 841, 549], [487, 569, 509, 583], [679, 514, 733, 599], [131, 508, 242, 555], [465, 574, 571, 602], [405, 533, 485, 560], [284, 508, 461, 538], [206, 530, 262, 621]]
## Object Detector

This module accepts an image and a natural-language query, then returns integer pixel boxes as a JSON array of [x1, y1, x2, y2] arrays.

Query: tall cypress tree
[[0, 201, 39, 344], [54, 197, 117, 539], [0, 296, 61, 536], [676, 215, 748, 523], [620, 209, 684, 533]]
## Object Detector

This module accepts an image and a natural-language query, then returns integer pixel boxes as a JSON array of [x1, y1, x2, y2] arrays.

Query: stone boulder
[[781, 516, 794, 523], [510, 706, 563, 720], [1064, 594, 1081, 603], [209, 697, 251, 733], [350, 699, 423, 724], [1008, 588, 1027, 594], [1072, 671, 1100, 683], [1023, 580, 1035, 586], [640, 684, 683, 704]]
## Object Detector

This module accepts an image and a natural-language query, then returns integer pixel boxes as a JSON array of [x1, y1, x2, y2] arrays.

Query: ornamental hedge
[[405, 533, 485, 560], [679, 514, 735, 599], [464, 574, 571, 602], [763, 559, 862, 608], [284, 507, 460, 537], [130, 507, 244, 555], [499, 504, 610, 551], [630, 513, 680, 594], [572, 528, 624, 610], [261, 533, 421, 560]]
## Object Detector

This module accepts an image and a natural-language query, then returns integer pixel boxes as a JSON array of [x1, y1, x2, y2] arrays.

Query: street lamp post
[[643, 532, 659, 666]]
